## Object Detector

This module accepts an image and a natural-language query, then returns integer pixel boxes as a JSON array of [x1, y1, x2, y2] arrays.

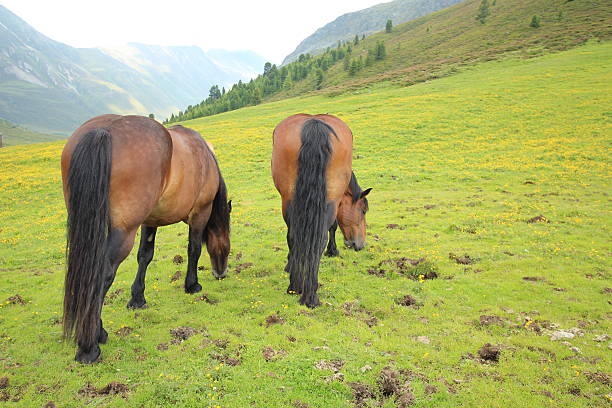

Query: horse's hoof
[[325, 249, 339, 257], [299, 294, 320, 309], [75, 345, 101, 364], [98, 327, 108, 344], [185, 282, 202, 294], [127, 298, 147, 309]]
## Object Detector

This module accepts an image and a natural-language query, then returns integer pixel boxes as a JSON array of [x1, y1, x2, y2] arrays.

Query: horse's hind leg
[[185, 225, 205, 294], [76, 228, 135, 362], [127, 225, 157, 309], [325, 220, 340, 257]]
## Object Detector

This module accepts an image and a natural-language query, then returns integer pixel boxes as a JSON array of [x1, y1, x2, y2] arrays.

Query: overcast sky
[[2, 0, 389, 64]]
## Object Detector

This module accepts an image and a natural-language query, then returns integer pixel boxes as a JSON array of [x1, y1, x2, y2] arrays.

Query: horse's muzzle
[[212, 268, 227, 280]]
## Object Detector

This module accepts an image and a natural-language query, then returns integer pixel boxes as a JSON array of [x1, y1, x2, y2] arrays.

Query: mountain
[[282, 0, 464, 64], [0, 5, 265, 134], [170, 0, 612, 123]]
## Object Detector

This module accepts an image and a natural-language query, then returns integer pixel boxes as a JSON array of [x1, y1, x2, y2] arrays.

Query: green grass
[[0, 118, 65, 147], [0, 42, 610, 407]]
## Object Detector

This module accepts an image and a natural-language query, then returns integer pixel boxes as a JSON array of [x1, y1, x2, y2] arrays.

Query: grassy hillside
[[0, 118, 65, 146], [283, 0, 612, 97], [0, 42, 610, 407]]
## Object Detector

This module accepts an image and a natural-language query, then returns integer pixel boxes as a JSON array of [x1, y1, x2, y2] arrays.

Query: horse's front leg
[[127, 225, 157, 309], [185, 225, 204, 294], [325, 220, 340, 257]]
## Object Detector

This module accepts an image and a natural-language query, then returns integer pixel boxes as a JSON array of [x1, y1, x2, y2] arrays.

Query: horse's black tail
[[63, 128, 112, 353], [288, 119, 334, 307]]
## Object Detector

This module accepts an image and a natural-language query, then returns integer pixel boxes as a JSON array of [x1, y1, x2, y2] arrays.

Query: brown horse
[[61, 114, 231, 363], [272, 114, 371, 307]]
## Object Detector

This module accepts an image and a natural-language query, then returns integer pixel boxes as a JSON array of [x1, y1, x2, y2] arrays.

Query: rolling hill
[[170, 0, 612, 123], [282, 0, 464, 64], [0, 5, 265, 134]]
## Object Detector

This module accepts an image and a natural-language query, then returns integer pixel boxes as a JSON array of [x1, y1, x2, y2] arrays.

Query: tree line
[[165, 33, 389, 123]]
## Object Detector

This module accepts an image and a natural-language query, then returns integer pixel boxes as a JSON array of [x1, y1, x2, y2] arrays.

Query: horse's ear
[[228, 200, 232, 213], [361, 188, 372, 198]]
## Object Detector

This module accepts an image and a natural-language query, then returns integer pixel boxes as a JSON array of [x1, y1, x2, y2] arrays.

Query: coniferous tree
[[348, 59, 359, 76], [530, 15, 541, 28], [375, 41, 386, 60], [476, 0, 490, 24], [386, 19, 393, 33], [315, 69, 324, 89], [354, 34, 359, 45]]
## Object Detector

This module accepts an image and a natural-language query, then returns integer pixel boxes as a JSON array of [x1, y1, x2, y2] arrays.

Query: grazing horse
[[271, 114, 371, 308], [61, 114, 231, 363]]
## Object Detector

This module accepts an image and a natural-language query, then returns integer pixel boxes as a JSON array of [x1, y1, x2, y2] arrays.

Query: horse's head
[[338, 172, 371, 251], [206, 192, 231, 279]]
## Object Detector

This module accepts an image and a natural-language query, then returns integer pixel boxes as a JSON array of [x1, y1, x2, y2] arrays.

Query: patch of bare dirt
[[523, 276, 545, 282], [369, 257, 438, 280], [115, 326, 133, 337], [195, 293, 217, 304], [234, 262, 253, 274], [315, 359, 344, 372], [262, 346, 287, 362], [386, 224, 405, 230], [324, 373, 345, 383], [478, 343, 500, 362], [43, 402, 56, 408], [395, 295, 420, 308], [424, 384, 438, 395], [210, 352, 241, 366], [173, 255, 184, 264], [449, 253, 476, 265], [378, 367, 400, 396], [170, 271, 181, 283], [79, 382, 128, 398], [7, 294, 25, 305], [348, 382, 374, 407], [104, 288, 124, 305], [527, 215, 549, 223], [0, 377, 8, 389], [287, 336, 296, 342], [170, 326, 198, 341], [265, 314, 285, 327], [292, 401, 309, 408], [342, 301, 378, 327], [156, 343, 169, 351], [480, 315, 505, 327], [601, 287, 612, 294], [584, 371, 610, 386]]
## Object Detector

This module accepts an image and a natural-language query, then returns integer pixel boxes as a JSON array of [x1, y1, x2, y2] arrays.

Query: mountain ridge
[[0, 5, 265, 133], [282, 0, 464, 64]]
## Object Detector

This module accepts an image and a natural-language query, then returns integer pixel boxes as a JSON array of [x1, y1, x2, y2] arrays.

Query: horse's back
[[272, 114, 353, 207], [145, 125, 219, 226], [62, 115, 173, 231]]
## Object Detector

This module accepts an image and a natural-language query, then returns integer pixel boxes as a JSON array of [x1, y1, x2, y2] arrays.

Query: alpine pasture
[[0, 42, 610, 407]]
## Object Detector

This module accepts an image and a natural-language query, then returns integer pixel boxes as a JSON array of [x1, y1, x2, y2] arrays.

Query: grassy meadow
[[0, 42, 610, 407]]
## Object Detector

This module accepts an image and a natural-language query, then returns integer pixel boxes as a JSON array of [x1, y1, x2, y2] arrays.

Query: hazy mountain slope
[[0, 118, 63, 146], [282, 0, 463, 64], [0, 5, 265, 133]]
